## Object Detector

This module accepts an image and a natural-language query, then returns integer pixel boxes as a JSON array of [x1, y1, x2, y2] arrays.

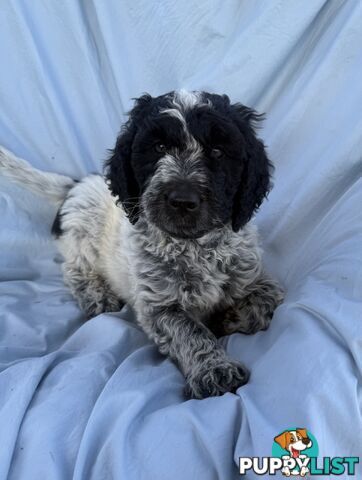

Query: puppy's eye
[[155, 143, 167, 153], [211, 148, 223, 159]]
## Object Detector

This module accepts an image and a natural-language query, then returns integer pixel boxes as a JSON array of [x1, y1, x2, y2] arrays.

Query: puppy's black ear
[[230, 103, 272, 232], [104, 94, 152, 224]]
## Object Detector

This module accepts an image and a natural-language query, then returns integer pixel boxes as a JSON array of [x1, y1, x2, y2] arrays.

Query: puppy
[[0, 90, 284, 398], [274, 429, 313, 476]]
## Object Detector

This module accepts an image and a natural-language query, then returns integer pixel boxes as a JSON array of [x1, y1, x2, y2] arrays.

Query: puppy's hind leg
[[215, 273, 284, 336], [63, 261, 123, 318]]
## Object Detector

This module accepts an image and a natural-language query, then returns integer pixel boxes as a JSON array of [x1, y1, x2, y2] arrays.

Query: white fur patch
[[160, 90, 205, 149], [174, 89, 200, 110], [160, 90, 201, 128], [160, 107, 186, 127]]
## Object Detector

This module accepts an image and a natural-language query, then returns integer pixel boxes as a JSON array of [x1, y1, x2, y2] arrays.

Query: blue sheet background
[[0, 1, 361, 478]]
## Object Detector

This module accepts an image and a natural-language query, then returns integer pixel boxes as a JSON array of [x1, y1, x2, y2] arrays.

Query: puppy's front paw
[[185, 359, 249, 399]]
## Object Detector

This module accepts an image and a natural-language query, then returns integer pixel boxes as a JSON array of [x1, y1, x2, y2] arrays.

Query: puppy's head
[[105, 90, 272, 239]]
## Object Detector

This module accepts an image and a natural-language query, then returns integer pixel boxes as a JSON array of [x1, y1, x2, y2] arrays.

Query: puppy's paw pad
[[185, 360, 249, 399]]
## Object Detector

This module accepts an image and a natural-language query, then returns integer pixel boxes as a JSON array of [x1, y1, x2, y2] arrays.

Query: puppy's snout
[[302, 437, 311, 446], [167, 187, 201, 212]]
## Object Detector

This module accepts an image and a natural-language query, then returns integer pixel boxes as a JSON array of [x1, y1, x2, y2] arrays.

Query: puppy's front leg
[[136, 303, 249, 399]]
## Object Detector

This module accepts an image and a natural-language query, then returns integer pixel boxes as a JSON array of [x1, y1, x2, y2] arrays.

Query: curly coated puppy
[[0, 90, 284, 399]]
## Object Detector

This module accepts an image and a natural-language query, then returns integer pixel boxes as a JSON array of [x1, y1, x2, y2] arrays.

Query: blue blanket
[[0, 1, 361, 478]]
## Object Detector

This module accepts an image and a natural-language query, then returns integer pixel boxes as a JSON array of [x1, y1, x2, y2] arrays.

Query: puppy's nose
[[167, 187, 200, 212], [302, 438, 311, 445]]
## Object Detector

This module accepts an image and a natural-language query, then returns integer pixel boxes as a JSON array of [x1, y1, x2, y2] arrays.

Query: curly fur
[[0, 89, 283, 399]]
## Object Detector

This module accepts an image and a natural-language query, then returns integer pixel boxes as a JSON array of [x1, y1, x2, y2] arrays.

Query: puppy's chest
[[137, 244, 233, 312]]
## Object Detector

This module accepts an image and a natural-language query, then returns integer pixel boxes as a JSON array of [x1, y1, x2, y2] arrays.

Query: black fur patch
[[51, 179, 80, 238], [51, 210, 63, 238]]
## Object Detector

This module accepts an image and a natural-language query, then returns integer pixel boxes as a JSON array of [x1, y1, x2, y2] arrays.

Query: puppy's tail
[[0, 145, 75, 204]]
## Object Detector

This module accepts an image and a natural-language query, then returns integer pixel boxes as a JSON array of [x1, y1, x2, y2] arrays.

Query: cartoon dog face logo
[[274, 429, 313, 476], [274, 428, 313, 458]]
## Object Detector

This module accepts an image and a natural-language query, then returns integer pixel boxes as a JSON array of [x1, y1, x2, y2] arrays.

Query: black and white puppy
[[0, 90, 283, 399]]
